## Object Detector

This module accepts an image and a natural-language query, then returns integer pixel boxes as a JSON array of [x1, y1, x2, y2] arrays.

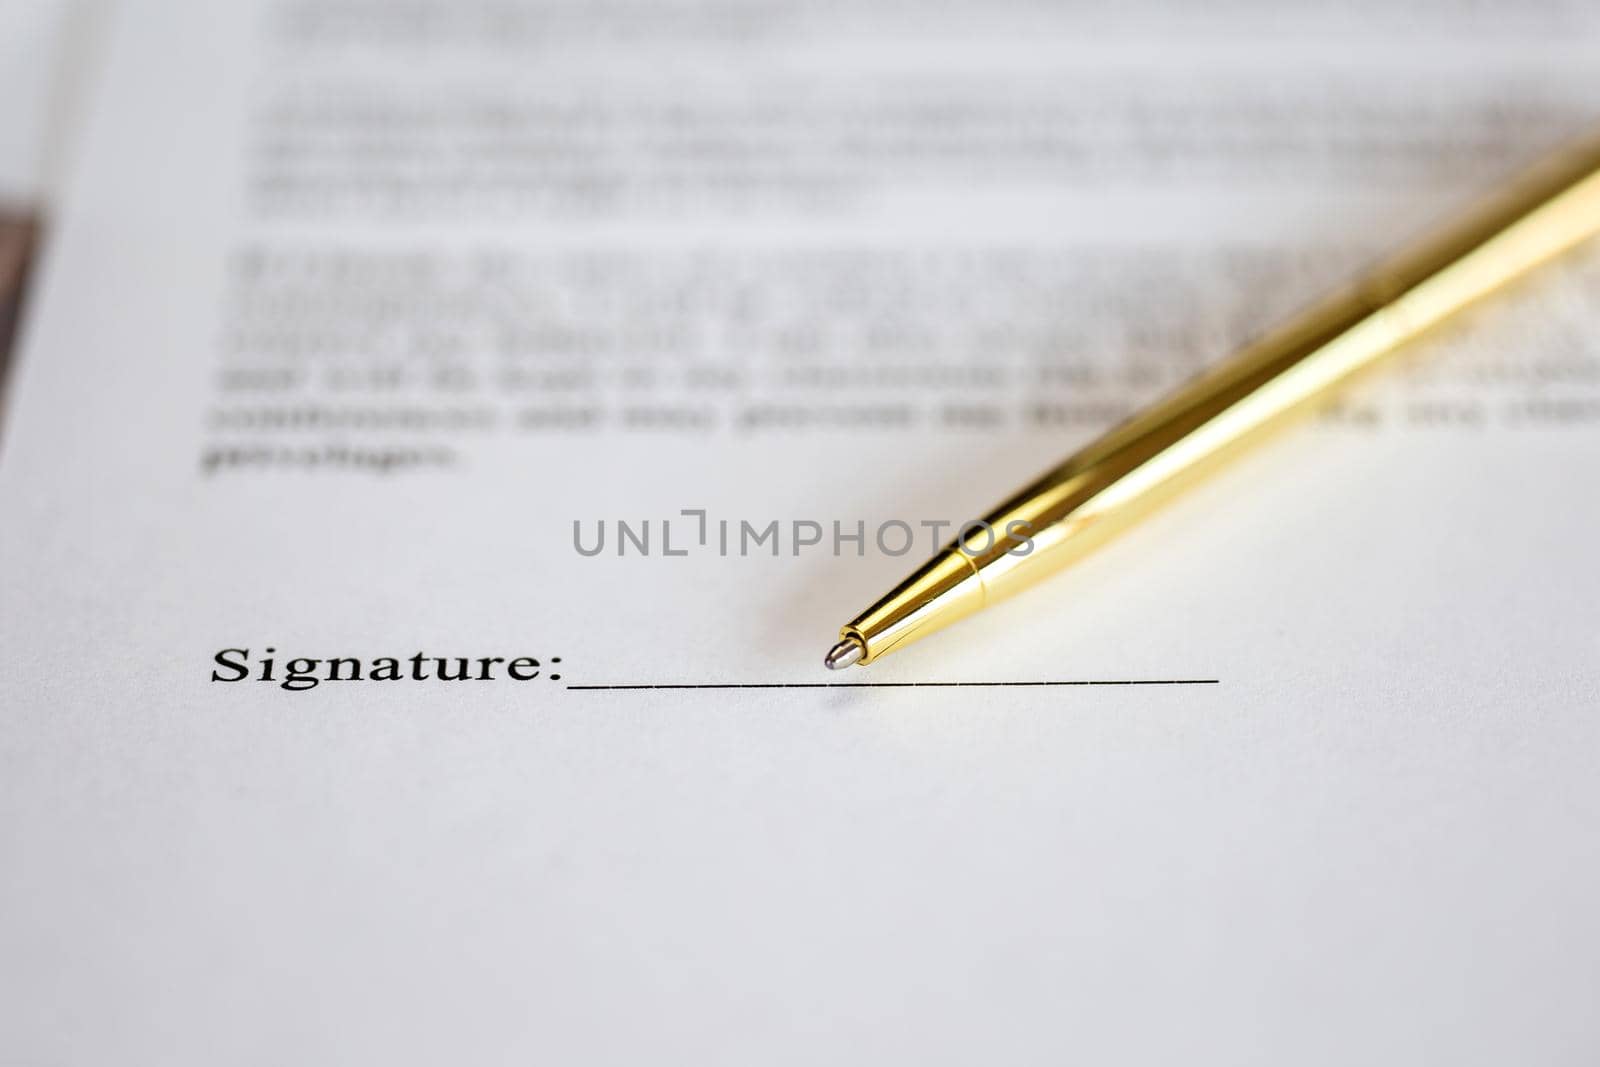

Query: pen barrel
[[845, 132, 1600, 663]]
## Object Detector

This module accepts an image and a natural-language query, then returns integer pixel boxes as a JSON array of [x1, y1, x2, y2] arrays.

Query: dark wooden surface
[[0, 212, 41, 416]]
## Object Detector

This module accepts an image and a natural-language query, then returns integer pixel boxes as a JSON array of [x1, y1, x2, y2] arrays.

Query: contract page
[[2, 1, 1599, 1063]]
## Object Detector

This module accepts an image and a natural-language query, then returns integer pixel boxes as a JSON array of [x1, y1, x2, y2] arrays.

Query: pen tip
[[824, 637, 864, 671]]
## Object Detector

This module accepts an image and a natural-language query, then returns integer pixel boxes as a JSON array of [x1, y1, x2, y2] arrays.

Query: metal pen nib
[[824, 637, 864, 670]]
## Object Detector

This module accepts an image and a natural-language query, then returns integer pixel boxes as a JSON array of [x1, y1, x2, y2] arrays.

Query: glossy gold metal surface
[[839, 132, 1600, 665]]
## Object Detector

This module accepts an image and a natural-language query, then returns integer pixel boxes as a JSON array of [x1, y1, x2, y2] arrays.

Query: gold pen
[[824, 130, 1600, 670]]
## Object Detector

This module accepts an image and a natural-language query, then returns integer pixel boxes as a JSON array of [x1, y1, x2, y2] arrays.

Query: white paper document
[[3, 1, 1600, 1062]]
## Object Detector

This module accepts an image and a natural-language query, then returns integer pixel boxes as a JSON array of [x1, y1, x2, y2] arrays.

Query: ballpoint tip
[[824, 637, 864, 670]]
